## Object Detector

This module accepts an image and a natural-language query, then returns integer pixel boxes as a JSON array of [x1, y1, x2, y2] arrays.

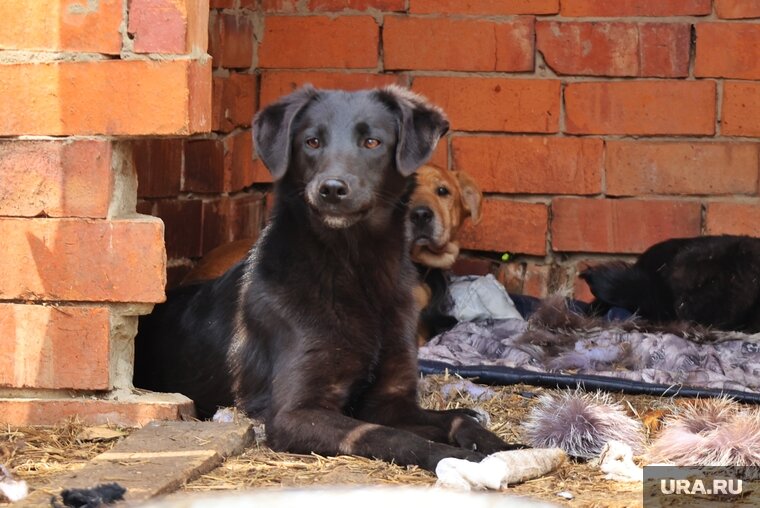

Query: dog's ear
[[375, 86, 449, 177], [454, 170, 483, 224], [253, 85, 319, 180]]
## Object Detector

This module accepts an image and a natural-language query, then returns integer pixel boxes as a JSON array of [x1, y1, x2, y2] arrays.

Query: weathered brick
[[551, 198, 702, 253], [0, 395, 194, 427], [308, 0, 405, 10], [0, 217, 166, 302], [497, 262, 525, 296], [184, 138, 226, 193], [0, 0, 122, 53], [0, 59, 211, 136], [259, 16, 379, 69], [133, 138, 183, 199], [696, 23, 760, 80], [413, 77, 560, 133], [261, 0, 299, 11], [452, 136, 603, 195], [722, 81, 760, 137], [560, 0, 711, 16], [384, 16, 534, 72], [209, 11, 255, 69], [213, 73, 257, 133], [565, 81, 716, 136], [210, 0, 235, 7], [606, 141, 759, 196], [410, 0, 558, 15], [0, 140, 112, 218], [154, 199, 203, 259], [128, 0, 208, 53], [523, 263, 551, 298], [705, 202, 760, 236], [715, 0, 760, 19], [252, 158, 274, 184], [259, 70, 402, 107], [184, 132, 255, 193], [537, 22, 690, 78], [0, 304, 110, 390], [458, 199, 548, 255], [202, 194, 266, 253], [451, 257, 493, 277]]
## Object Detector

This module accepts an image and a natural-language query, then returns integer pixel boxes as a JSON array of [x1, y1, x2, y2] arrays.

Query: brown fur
[[181, 239, 256, 286]]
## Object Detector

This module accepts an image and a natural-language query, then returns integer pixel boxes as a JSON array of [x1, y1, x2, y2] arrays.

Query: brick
[[715, 0, 760, 19], [209, 12, 255, 69], [705, 202, 760, 236], [259, 70, 402, 107], [0, 217, 166, 302], [523, 263, 550, 298], [183, 132, 254, 193], [213, 73, 257, 133], [259, 16, 379, 69], [0, 394, 194, 427], [253, 158, 274, 184], [184, 138, 226, 193], [560, 0, 711, 16], [155, 199, 203, 259], [452, 136, 603, 195], [384, 17, 534, 72], [695, 23, 760, 80], [210, 0, 235, 7], [429, 139, 448, 169], [606, 141, 759, 196], [0, 59, 211, 136], [261, 0, 299, 11], [0, 140, 112, 218], [413, 77, 560, 133], [128, 0, 208, 53], [133, 138, 183, 199], [0, 0, 121, 53], [537, 22, 690, 78], [308, 0, 405, 10], [565, 81, 716, 136], [451, 257, 493, 277], [458, 199, 548, 255], [410, 0, 558, 15], [497, 262, 525, 295], [572, 264, 595, 302], [551, 198, 701, 253], [202, 194, 266, 253], [722, 82, 760, 137], [0, 304, 109, 390]]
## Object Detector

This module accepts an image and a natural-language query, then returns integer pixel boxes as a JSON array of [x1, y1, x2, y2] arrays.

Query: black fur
[[581, 235, 760, 332], [416, 266, 457, 338], [134, 86, 516, 471]]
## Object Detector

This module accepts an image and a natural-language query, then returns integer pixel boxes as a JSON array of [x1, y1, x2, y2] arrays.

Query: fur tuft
[[522, 390, 645, 459], [647, 398, 760, 466]]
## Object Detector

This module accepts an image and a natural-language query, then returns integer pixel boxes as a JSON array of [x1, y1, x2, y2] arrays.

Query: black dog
[[134, 85, 514, 470], [581, 235, 760, 332]]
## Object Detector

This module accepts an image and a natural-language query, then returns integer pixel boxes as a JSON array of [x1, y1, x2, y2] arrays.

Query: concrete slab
[[20, 419, 255, 506]]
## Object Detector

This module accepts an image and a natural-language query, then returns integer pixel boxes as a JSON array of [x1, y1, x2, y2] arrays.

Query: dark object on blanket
[[581, 235, 760, 332], [50, 483, 126, 508], [135, 85, 516, 471], [417, 266, 458, 341]]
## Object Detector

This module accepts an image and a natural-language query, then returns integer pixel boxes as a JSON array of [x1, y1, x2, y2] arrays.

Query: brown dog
[[409, 165, 483, 344]]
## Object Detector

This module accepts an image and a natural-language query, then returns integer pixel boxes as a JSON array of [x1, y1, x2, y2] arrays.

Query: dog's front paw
[[450, 417, 522, 455]]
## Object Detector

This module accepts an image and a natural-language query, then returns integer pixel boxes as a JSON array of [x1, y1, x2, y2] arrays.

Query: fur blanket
[[418, 298, 760, 398]]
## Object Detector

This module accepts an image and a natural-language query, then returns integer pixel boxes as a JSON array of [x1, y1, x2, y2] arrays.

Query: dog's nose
[[410, 206, 433, 226], [318, 179, 349, 204]]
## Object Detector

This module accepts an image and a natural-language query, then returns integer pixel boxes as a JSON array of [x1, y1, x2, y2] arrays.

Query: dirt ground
[[1, 374, 698, 507]]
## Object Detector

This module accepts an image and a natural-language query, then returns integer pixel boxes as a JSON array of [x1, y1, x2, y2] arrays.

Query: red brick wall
[[152, 0, 758, 300], [0, 0, 210, 425]]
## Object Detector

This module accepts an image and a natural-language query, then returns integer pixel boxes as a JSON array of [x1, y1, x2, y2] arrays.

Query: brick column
[[0, 0, 211, 426]]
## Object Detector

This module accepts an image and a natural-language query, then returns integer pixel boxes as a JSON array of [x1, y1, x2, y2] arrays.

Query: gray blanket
[[418, 313, 760, 395]]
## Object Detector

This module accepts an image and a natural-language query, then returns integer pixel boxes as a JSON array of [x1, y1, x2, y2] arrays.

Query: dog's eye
[[363, 138, 381, 149], [436, 186, 450, 197], [305, 137, 321, 149]]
